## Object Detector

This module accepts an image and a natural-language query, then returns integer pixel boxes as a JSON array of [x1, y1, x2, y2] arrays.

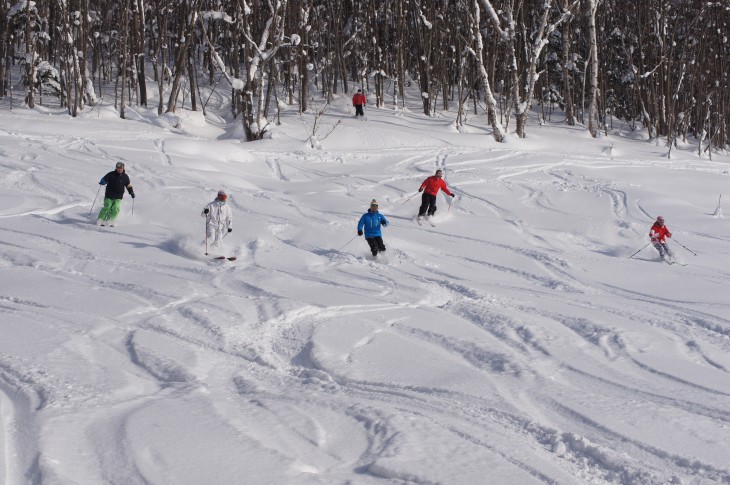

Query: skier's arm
[[202, 204, 210, 217], [357, 215, 366, 233], [126, 184, 135, 198], [380, 215, 389, 226]]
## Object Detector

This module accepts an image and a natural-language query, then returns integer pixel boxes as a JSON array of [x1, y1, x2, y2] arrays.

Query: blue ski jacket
[[357, 210, 389, 238]]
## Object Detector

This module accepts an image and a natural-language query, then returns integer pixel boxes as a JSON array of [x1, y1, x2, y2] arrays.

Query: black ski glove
[[450, 193, 455, 197], [380, 220, 387, 226], [227, 228, 233, 233], [204, 208, 210, 214], [130, 191, 136, 198], [358, 230, 363, 236], [418, 188, 423, 192]]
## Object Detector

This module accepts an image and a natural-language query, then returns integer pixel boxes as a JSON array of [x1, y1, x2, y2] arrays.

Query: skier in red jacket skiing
[[649, 216, 673, 260], [417, 169, 454, 220], [352, 89, 367, 118]]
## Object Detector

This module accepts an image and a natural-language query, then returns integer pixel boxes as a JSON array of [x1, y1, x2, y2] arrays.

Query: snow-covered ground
[[1, 88, 729, 485]]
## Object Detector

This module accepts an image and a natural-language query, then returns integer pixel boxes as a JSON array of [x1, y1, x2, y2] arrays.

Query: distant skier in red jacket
[[418, 169, 454, 219], [649, 216, 673, 260], [352, 89, 367, 117]]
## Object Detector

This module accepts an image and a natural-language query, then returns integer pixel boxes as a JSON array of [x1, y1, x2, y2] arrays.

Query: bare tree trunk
[[24, 0, 36, 108], [481, 0, 578, 137], [298, 2, 310, 113], [80, 0, 96, 107], [166, 1, 200, 113], [135, 0, 148, 106], [120, 0, 130, 118], [0, 0, 8, 97], [470, 0, 503, 141], [240, 0, 288, 141], [188, 43, 198, 111], [153, 0, 169, 115], [561, 0, 574, 125], [586, 0, 600, 137]]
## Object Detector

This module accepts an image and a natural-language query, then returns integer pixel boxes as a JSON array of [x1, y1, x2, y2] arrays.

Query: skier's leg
[[662, 243, 672, 258], [108, 199, 123, 221], [418, 193, 430, 217], [375, 236, 386, 252], [427, 195, 437, 216], [653, 242, 665, 259], [366, 237, 378, 256], [206, 222, 216, 241], [98, 198, 113, 222], [212, 225, 224, 247]]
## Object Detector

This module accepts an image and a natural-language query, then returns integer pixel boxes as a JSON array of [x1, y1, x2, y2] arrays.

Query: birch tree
[[239, 0, 289, 140], [585, 0, 600, 137], [166, 0, 200, 113], [480, 0, 578, 137], [467, 0, 503, 141]]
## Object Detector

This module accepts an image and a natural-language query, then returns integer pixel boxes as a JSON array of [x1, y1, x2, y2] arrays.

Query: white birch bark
[[479, 0, 579, 137], [586, 0, 600, 137]]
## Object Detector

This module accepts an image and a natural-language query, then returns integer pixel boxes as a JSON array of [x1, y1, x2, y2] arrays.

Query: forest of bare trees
[[1, 0, 728, 151]]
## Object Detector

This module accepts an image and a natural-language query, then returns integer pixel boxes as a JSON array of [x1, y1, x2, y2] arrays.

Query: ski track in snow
[[1, 95, 730, 484]]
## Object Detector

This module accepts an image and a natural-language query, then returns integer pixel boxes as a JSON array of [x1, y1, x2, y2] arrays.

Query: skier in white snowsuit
[[202, 190, 233, 248]]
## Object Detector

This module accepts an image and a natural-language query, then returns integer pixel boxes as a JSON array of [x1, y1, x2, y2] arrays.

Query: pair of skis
[[210, 255, 237, 261], [416, 216, 436, 227], [663, 257, 686, 266]]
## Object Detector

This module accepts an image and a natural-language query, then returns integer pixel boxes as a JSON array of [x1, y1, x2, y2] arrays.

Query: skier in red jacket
[[352, 89, 367, 117], [649, 216, 673, 260], [417, 169, 454, 219]]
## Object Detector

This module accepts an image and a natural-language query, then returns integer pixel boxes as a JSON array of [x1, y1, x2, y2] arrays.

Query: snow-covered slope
[[1, 93, 729, 485]]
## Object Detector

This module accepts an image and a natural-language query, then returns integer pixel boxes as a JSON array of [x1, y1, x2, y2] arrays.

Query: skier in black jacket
[[97, 162, 135, 226]]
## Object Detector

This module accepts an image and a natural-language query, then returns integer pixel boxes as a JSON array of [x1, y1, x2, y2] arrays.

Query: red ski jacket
[[649, 223, 671, 243], [352, 93, 367, 106], [420, 176, 453, 197]]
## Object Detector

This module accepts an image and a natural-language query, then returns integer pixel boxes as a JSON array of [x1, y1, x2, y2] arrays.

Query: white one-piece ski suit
[[202, 199, 233, 247]]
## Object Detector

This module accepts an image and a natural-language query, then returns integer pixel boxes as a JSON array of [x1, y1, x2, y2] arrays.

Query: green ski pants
[[98, 198, 123, 221]]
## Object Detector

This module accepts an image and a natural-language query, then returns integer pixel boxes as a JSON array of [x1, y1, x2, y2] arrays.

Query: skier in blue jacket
[[357, 199, 389, 257]]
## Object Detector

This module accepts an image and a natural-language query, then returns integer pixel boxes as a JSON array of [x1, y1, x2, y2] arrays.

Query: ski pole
[[205, 215, 210, 255], [338, 235, 358, 251], [671, 238, 697, 256], [628, 242, 652, 259], [131, 198, 135, 216], [402, 192, 420, 205], [89, 185, 102, 217]]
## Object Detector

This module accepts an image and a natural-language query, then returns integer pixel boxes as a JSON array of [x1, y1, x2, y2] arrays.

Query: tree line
[[1, 0, 727, 152]]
